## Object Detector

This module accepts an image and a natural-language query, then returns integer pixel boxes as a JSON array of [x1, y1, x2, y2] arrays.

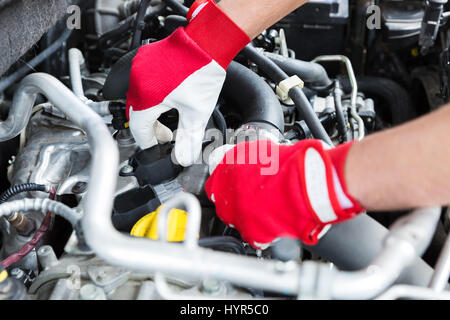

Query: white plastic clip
[[276, 75, 304, 102]]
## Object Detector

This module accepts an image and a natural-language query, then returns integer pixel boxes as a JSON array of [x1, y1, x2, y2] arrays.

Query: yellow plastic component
[[130, 205, 188, 242], [411, 47, 419, 57], [124, 121, 130, 129], [0, 270, 8, 283]]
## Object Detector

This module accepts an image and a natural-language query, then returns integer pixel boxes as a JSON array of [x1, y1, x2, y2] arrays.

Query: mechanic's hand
[[205, 140, 365, 248], [126, 0, 249, 166]]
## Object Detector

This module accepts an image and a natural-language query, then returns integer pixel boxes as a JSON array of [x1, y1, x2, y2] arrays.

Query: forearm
[[345, 103, 450, 210], [217, 0, 308, 39]]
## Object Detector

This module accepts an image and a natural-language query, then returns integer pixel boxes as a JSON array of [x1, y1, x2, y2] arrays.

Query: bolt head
[[120, 165, 134, 174]]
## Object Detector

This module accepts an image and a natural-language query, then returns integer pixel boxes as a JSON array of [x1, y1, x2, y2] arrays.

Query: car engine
[[0, 0, 449, 300]]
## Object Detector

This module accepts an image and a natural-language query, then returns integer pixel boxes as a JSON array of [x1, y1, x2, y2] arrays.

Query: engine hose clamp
[[276, 75, 304, 103]]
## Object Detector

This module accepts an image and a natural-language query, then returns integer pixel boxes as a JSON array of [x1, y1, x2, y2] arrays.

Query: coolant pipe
[[68, 48, 87, 100], [326, 207, 441, 299], [304, 213, 434, 287], [428, 232, 450, 291]]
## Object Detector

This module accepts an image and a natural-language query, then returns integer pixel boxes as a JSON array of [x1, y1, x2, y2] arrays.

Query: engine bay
[[0, 0, 449, 300]]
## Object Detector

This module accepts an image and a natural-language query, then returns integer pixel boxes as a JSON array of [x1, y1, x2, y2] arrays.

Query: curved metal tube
[[86, 192, 303, 295], [429, 233, 450, 290], [0, 198, 81, 227], [68, 48, 86, 100], [329, 207, 441, 299], [376, 285, 450, 300], [311, 55, 365, 140], [305, 213, 434, 287]]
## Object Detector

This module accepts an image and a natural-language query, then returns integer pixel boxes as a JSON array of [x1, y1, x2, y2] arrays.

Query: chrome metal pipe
[[0, 198, 81, 227], [311, 55, 365, 140], [377, 285, 450, 300], [85, 192, 303, 295], [429, 233, 450, 291], [329, 207, 441, 299], [68, 48, 86, 100]]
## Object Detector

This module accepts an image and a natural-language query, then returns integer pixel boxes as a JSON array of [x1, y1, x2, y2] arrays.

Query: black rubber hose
[[263, 51, 333, 88], [164, 0, 189, 16], [0, 183, 47, 204], [102, 48, 139, 100], [212, 106, 227, 144], [241, 46, 332, 145], [333, 81, 348, 141], [0, 29, 72, 92], [130, 0, 151, 50], [199, 236, 246, 255], [98, 15, 135, 47], [222, 61, 285, 133], [163, 15, 188, 35]]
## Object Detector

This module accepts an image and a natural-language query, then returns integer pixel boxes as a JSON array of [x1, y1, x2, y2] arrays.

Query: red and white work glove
[[126, 0, 250, 166], [205, 140, 365, 248]]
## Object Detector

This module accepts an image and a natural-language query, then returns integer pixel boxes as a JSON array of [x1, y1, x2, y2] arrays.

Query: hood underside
[[0, 0, 70, 77]]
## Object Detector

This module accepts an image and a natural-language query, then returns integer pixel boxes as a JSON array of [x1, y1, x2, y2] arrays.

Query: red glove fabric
[[126, 0, 250, 166], [205, 140, 365, 248]]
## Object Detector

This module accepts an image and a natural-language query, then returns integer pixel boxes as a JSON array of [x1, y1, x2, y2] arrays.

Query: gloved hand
[[205, 140, 365, 248], [126, 0, 250, 166]]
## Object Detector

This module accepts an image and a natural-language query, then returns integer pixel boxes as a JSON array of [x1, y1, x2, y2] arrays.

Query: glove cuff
[[327, 141, 365, 216], [297, 140, 365, 244], [185, 0, 251, 69]]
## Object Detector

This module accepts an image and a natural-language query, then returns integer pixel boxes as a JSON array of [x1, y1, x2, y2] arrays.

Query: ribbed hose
[[0, 183, 48, 204]]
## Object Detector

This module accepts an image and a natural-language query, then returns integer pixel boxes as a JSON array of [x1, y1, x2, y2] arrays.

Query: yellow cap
[[130, 205, 188, 242], [0, 270, 8, 283]]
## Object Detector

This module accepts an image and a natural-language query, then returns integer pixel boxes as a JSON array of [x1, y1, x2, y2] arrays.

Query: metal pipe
[[0, 198, 81, 227], [68, 48, 86, 100], [85, 191, 303, 295], [376, 285, 450, 300], [429, 233, 450, 291], [311, 55, 365, 140], [328, 207, 441, 299]]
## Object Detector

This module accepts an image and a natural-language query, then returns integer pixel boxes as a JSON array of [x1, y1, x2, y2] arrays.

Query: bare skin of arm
[[218, 0, 308, 39], [217, 0, 450, 211], [345, 103, 450, 211]]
